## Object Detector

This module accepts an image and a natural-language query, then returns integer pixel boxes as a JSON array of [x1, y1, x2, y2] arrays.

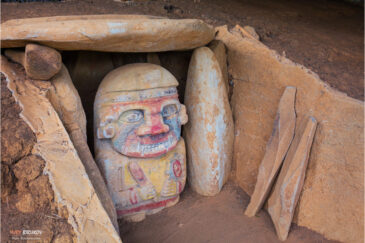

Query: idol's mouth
[[139, 135, 177, 155], [122, 134, 178, 158], [140, 132, 169, 145], [149, 133, 168, 141]]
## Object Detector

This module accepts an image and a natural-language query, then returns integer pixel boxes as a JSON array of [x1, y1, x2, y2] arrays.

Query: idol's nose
[[136, 113, 169, 136]]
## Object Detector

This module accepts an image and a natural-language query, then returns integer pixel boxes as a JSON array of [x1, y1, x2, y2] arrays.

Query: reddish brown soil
[[1, 0, 363, 100], [119, 181, 338, 243]]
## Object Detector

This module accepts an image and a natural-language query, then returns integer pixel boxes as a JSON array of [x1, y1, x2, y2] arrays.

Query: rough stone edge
[[1, 58, 122, 243]]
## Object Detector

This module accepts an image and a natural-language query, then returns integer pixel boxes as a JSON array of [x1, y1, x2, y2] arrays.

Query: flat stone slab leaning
[[267, 116, 317, 241], [1, 15, 215, 52], [245, 87, 296, 217]]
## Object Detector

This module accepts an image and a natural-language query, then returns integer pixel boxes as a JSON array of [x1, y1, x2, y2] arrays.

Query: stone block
[[1, 15, 215, 52], [5, 43, 62, 80], [184, 47, 234, 196]]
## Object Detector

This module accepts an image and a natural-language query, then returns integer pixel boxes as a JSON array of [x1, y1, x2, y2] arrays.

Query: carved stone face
[[97, 87, 188, 158], [95, 63, 188, 220]]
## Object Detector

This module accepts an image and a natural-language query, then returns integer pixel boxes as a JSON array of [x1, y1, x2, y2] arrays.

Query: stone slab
[[48, 64, 87, 137], [1, 15, 215, 52], [209, 40, 229, 95], [245, 86, 296, 217], [1, 56, 122, 243], [184, 47, 234, 196], [48, 64, 119, 231], [216, 26, 364, 243], [267, 116, 317, 241]]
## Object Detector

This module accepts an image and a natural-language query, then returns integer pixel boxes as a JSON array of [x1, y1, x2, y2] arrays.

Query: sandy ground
[[1, 0, 364, 100], [119, 181, 338, 243]]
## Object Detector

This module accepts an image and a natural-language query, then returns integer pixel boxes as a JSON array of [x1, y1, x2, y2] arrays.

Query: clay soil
[[1, 1, 362, 242], [119, 181, 338, 243]]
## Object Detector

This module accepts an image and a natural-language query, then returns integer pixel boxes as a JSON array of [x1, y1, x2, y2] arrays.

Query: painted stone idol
[[94, 63, 188, 222]]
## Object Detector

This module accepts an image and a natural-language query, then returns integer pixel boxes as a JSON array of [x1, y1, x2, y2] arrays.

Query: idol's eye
[[162, 104, 178, 117], [120, 110, 144, 123]]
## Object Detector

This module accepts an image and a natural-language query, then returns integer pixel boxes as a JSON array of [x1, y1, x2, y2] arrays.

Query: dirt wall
[[216, 26, 364, 243]]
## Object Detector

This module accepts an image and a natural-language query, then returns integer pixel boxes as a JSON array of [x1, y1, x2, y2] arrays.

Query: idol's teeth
[[137, 137, 176, 154]]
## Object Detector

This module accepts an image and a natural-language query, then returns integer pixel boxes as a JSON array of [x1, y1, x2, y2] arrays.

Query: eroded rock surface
[[2, 15, 215, 52], [1, 75, 36, 165], [217, 26, 364, 243], [184, 47, 234, 196]]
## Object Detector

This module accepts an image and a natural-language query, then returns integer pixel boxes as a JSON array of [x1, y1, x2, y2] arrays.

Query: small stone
[[267, 116, 317, 241], [25, 43, 62, 80], [245, 87, 296, 217], [13, 154, 44, 182], [209, 40, 229, 95], [16, 192, 35, 213], [184, 47, 234, 196], [4, 44, 62, 80], [2, 15, 215, 52]]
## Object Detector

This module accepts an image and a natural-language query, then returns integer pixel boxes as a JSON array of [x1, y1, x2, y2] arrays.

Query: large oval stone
[[184, 47, 234, 196], [1, 15, 215, 52]]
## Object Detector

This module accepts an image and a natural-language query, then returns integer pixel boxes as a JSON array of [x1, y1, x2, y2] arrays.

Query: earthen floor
[[119, 181, 338, 243]]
